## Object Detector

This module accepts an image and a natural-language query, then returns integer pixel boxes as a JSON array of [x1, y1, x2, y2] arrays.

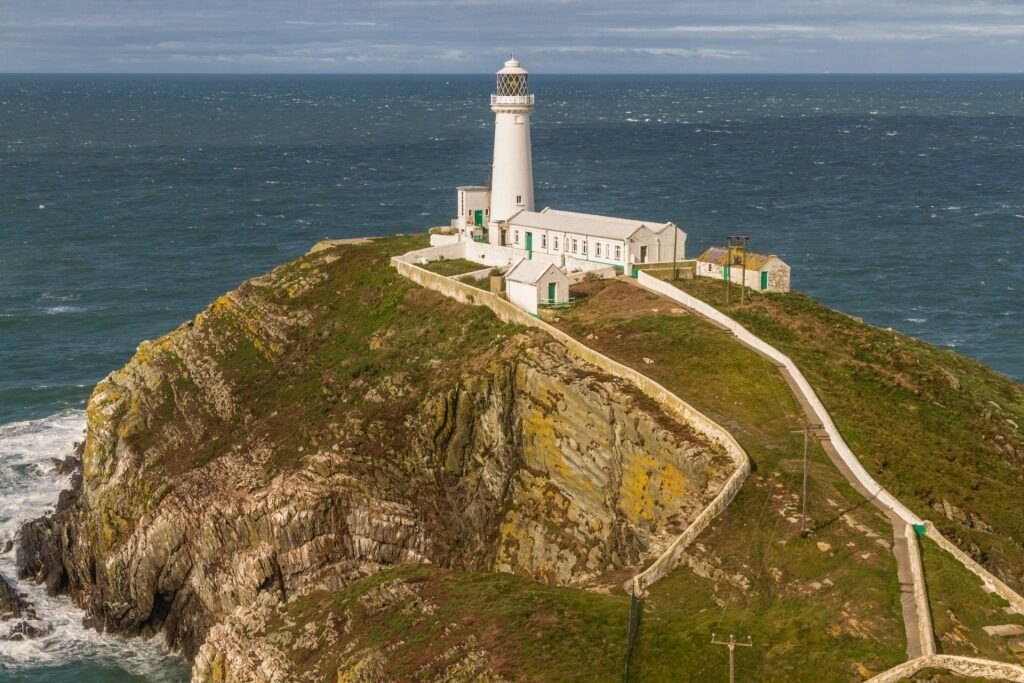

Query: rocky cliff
[[17, 237, 728, 679]]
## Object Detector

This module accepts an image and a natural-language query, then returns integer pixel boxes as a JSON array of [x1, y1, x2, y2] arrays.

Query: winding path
[[392, 242, 1024, 679], [632, 271, 1024, 678]]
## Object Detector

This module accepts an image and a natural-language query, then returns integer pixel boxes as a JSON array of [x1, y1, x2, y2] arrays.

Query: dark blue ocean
[[1, 74, 1022, 680]]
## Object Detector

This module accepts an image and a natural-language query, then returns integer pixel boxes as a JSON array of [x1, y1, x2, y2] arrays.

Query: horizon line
[[2, 71, 1024, 77]]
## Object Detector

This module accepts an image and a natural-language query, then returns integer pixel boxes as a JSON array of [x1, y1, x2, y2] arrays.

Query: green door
[[474, 210, 483, 226], [761, 271, 768, 290], [723, 265, 730, 281], [525, 232, 533, 258], [547, 282, 556, 303]]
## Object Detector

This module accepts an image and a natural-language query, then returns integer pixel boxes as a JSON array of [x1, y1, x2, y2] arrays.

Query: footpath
[[391, 243, 1024, 681], [631, 271, 1024, 681]]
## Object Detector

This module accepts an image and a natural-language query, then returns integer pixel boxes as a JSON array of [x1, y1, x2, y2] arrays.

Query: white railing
[[490, 94, 535, 107]]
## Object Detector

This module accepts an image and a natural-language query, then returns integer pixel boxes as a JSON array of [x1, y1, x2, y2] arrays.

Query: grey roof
[[507, 208, 677, 240], [505, 259, 565, 285]]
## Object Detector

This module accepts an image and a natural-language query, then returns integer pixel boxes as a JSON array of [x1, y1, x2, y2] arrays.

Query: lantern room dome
[[497, 57, 527, 75]]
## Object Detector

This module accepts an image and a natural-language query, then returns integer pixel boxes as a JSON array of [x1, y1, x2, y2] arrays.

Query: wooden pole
[[711, 633, 753, 683]]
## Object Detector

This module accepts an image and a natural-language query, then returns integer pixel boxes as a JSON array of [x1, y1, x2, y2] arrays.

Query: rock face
[[16, 240, 726, 677], [0, 574, 50, 641]]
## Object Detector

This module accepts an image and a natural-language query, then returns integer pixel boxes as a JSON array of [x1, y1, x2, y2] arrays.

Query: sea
[[1, 73, 1022, 681]]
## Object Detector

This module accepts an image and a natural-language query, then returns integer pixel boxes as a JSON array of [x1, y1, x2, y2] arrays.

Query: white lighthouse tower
[[488, 57, 535, 245]]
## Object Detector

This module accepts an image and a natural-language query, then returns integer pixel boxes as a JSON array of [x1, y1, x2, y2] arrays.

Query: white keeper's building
[[452, 57, 686, 277]]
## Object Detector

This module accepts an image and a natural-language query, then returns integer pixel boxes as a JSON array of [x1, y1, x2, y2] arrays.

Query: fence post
[[623, 580, 643, 682]]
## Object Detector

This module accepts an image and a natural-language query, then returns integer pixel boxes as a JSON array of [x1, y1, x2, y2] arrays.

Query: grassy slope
[[665, 276, 1024, 595], [420, 257, 488, 276], [272, 564, 630, 682], [921, 537, 1024, 661], [550, 280, 907, 681]]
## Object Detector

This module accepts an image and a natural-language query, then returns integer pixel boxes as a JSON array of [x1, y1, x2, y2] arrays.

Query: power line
[[711, 633, 754, 683]]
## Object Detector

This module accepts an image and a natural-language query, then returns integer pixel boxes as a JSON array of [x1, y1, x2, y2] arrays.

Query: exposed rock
[[16, 244, 727, 678], [931, 498, 993, 532], [0, 574, 51, 641]]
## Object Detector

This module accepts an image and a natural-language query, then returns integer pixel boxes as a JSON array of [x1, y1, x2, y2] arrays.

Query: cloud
[[536, 45, 754, 60]]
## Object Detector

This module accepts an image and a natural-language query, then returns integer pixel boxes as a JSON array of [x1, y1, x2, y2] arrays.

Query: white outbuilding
[[505, 259, 570, 315], [696, 246, 791, 293]]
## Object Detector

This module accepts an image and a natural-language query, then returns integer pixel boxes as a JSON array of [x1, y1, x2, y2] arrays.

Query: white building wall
[[490, 110, 534, 226], [505, 225, 629, 270], [695, 259, 791, 293], [507, 279, 539, 315], [457, 188, 491, 236], [627, 226, 686, 265]]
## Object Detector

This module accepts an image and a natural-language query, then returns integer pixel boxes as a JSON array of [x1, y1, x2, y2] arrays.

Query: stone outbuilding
[[696, 246, 791, 293], [505, 259, 570, 315]]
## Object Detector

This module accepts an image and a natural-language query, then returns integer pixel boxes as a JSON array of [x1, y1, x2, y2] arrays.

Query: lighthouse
[[488, 57, 535, 245]]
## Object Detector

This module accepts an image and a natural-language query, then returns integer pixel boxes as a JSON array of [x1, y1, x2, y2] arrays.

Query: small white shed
[[696, 246, 791, 293], [505, 259, 570, 315]]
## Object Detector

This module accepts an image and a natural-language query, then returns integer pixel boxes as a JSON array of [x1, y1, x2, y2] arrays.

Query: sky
[[2, 0, 1024, 74]]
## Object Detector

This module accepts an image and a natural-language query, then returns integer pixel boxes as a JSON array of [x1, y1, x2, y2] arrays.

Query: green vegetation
[[270, 564, 630, 681], [662, 275, 1024, 596], [132, 234, 519, 476], [420, 257, 487, 276], [920, 537, 1024, 661], [552, 280, 907, 681]]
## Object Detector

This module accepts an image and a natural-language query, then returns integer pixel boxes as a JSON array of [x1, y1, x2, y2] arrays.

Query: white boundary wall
[[636, 271, 922, 525], [904, 523, 937, 656], [635, 271, 1024, 651], [391, 254, 751, 595], [925, 522, 1024, 614], [867, 655, 1024, 682]]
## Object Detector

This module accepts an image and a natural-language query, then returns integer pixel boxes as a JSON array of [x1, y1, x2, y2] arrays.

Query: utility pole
[[711, 633, 753, 683], [724, 235, 733, 305], [792, 422, 822, 538], [739, 235, 749, 305]]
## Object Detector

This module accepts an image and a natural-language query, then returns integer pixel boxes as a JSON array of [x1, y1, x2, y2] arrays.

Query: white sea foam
[[42, 306, 85, 315], [0, 411, 186, 680]]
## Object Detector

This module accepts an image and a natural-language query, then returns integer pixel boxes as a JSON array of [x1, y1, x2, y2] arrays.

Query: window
[[553, 236, 559, 251], [516, 195, 522, 205], [514, 230, 520, 244], [572, 239, 578, 253], [596, 243, 602, 258], [541, 234, 547, 249], [582, 241, 587, 256], [615, 245, 622, 261]]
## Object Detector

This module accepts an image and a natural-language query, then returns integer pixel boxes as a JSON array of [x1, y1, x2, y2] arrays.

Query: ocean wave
[[42, 306, 85, 315], [0, 411, 186, 680]]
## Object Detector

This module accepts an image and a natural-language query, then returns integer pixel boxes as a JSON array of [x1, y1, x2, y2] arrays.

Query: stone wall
[[392, 256, 752, 594], [636, 272, 922, 526], [867, 655, 1024, 682], [904, 523, 936, 656], [925, 522, 1024, 614]]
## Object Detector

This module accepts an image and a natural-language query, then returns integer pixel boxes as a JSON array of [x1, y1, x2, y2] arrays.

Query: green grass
[[420, 257, 487, 276], [553, 279, 907, 681], [920, 537, 1024, 662], [271, 564, 631, 682], [662, 275, 1024, 597]]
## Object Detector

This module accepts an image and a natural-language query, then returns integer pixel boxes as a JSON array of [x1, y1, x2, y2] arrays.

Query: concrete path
[[773, 353, 930, 658], [628, 276, 933, 658]]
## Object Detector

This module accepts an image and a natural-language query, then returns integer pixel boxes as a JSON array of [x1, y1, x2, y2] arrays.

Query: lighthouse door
[[525, 232, 533, 258], [474, 210, 483, 227]]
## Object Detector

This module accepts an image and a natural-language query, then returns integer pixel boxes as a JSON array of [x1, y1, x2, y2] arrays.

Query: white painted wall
[[489, 106, 534, 226], [629, 225, 686, 265], [456, 187, 491, 235], [695, 258, 790, 293], [507, 279, 539, 315]]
